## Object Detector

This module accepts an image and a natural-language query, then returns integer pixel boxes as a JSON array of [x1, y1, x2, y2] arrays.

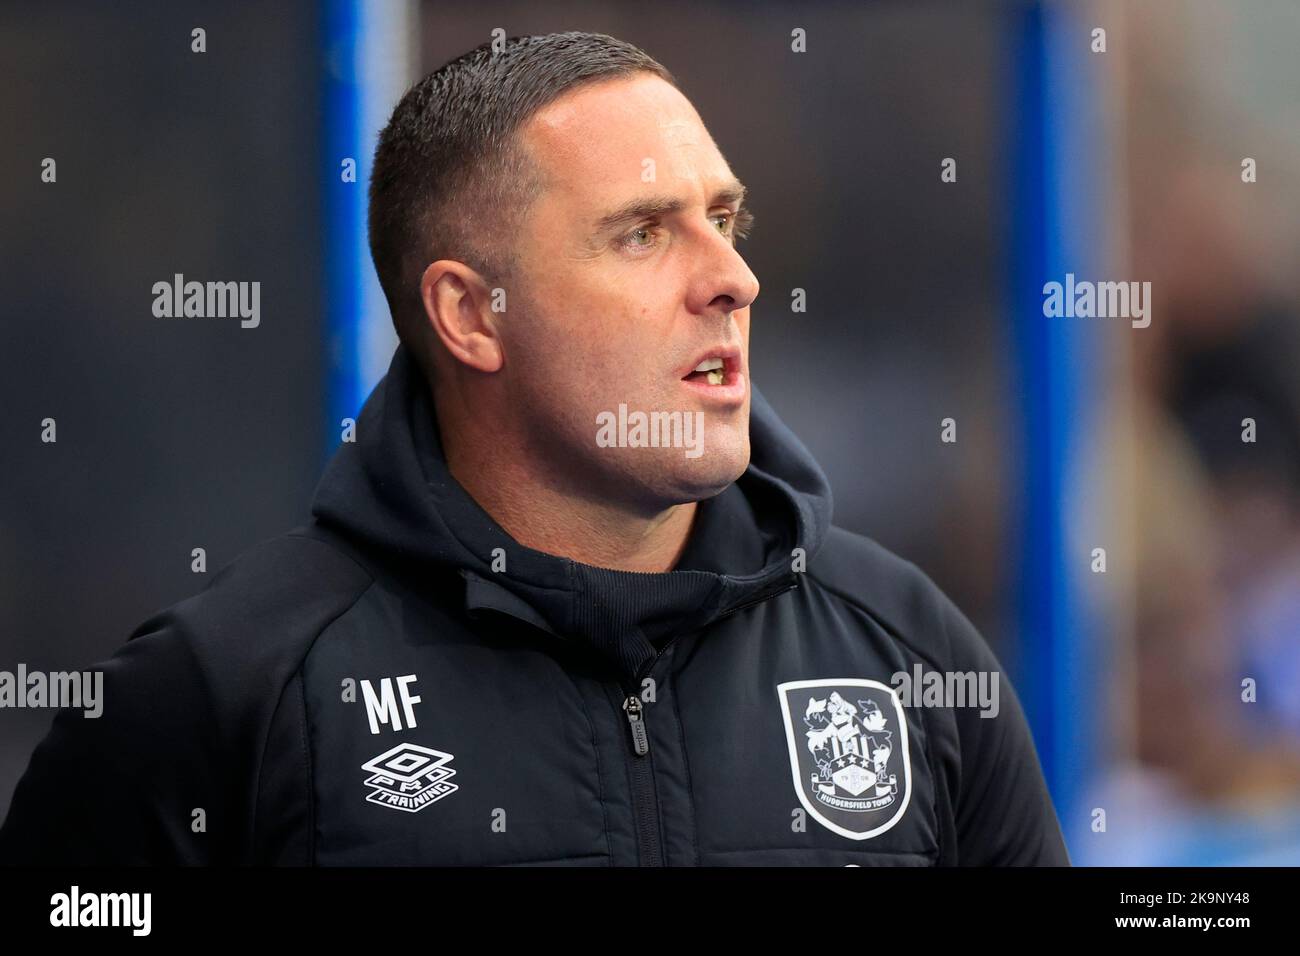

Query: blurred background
[[2, 0, 1298, 864]]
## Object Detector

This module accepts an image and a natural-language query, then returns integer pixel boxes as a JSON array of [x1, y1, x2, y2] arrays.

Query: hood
[[310, 344, 832, 685]]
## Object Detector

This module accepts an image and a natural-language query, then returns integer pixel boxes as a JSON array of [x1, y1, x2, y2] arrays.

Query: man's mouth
[[683, 357, 726, 386], [678, 348, 746, 405]]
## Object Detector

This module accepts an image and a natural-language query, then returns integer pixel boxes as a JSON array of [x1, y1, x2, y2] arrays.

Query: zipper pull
[[622, 694, 650, 756]]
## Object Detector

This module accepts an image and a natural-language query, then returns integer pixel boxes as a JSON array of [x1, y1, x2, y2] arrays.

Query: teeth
[[693, 358, 724, 373], [706, 370, 724, 385]]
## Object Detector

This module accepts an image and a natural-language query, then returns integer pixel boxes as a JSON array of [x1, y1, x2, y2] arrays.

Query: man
[[0, 32, 1069, 866]]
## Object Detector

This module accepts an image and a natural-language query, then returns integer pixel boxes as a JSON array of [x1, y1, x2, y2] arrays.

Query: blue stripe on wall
[[1005, 0, 1102, 858], [322, 0, 365, 460]]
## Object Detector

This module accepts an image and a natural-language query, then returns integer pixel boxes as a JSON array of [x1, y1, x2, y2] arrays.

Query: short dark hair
[[367, 31, 676, 361]]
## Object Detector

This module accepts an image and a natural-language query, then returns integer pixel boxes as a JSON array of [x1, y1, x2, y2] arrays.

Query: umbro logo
[[362, 742, 458, 813]]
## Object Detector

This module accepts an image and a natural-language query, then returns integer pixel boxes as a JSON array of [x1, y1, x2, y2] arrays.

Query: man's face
[[496, 73, 760, 511]]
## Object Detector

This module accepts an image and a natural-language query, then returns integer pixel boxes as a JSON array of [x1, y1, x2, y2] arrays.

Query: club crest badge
[[362, 742, 458, 813], [776, 678, 912, 840]]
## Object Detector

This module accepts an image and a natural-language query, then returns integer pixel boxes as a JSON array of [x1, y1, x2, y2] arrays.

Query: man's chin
[[581, 402, 750, 505], [662, 443, 751, 503], [588, 441, 749, 509]]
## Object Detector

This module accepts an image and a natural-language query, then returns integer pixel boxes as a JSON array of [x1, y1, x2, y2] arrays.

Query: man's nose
[[686, 226, 760, 316]]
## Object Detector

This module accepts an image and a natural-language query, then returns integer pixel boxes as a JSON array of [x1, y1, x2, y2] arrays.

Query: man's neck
[[437, 399, 697, 574]]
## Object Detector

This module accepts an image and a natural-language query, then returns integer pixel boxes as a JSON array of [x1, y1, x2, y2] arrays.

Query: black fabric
[[675, 481, 773, 575], [0, 344, 1070, 867]]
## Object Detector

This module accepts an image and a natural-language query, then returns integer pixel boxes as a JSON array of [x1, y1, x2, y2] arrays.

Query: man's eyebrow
[[591, 180, 749, 234]]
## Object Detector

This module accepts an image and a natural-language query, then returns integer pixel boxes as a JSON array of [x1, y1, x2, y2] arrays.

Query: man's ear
[[418, 260, 504, 373]]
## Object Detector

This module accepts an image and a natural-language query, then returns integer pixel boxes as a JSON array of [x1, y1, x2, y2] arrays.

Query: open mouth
[[682, 357, 728, 386], [678, 349, 746, 404]]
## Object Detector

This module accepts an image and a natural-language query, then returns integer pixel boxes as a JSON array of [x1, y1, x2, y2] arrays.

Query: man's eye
[[714, 207, 755, 242], [619, 225, 659, 250]]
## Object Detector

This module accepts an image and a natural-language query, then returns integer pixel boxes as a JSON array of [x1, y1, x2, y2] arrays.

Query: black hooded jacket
[[0, 345, 1070, 866]]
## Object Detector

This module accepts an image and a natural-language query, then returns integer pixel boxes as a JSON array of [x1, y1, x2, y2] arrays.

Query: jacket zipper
[[620, 653, 666, 867], [616, 579, 800, 866], [622, 695, 650, 755]]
